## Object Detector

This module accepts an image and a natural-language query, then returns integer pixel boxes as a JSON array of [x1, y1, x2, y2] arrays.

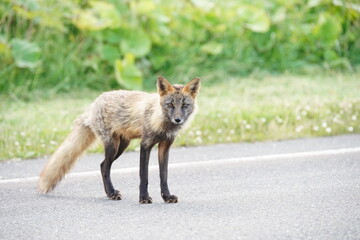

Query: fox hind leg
[[100, 136, 130, 200]]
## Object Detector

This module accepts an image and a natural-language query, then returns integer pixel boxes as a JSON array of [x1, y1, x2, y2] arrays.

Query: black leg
[[139, 142, 154, 204], [100, 137, 130, 200], [158, 140, 177, 203], [114, 136, 130, 160]]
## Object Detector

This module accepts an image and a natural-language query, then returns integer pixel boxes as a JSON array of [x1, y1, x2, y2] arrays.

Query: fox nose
[[174, 118, 182, 123]]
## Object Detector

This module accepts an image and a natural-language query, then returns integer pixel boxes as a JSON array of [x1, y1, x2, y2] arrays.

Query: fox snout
[[172, 118, 183, 125]]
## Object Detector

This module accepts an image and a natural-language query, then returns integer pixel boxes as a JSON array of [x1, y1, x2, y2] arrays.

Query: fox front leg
[[158, 140, 178, 203], [139, 142, 154, 204]]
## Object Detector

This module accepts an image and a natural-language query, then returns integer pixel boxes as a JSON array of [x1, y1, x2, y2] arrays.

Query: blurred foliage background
[[1, 0, 360, 160], [1, 0, 359, 96]]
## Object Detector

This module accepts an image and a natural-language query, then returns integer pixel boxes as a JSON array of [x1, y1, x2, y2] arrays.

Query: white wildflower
[[351, 115, 357, 121], [216, 129, 222, 134], [321, 122, 327, 128], [295, 126, 304, 133], [332, 116, 340, 124], [245, 124, 251, 129], [326, 127, 332, 133], [348, 126, 354, 132], [313, 126, 319, 131]]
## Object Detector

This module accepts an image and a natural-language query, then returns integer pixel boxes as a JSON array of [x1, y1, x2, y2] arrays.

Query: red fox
[[38, 76, 200, 203]]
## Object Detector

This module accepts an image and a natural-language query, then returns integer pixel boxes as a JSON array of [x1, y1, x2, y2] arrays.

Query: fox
[[38, 76, 200, 203]]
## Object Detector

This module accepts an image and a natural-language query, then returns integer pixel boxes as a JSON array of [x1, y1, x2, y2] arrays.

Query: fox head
[[157, 76, 201, 125]]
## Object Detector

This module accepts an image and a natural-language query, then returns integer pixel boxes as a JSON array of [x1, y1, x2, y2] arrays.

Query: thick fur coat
[[38, 76, 200, 203]]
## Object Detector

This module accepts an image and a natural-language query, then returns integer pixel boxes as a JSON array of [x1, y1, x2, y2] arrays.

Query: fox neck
[[146, 101, 183, 137]]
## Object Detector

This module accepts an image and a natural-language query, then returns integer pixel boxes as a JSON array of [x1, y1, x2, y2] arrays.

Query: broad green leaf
[[272, 7, 286, 23], [237, 5, 270, 33], [148, 23, 171, 44], [101, 44, 120, 62], [201, 12, 228, 33], [124, 53, 135, 65], [201, 42, 223, 55], [73, 1, 120, 31], [13, 1, 67, 31], [104, 29, 122, 44], [324, 50, 339, 61], [114, 54, 143, 90], [313, 13, 342, 45], [120, 29, 151, 57], [10, 39, 41, 69], [150, 54, 167, 70]]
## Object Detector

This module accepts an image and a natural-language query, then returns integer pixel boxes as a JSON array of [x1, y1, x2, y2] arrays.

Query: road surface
[[1, 134, 360, 239]]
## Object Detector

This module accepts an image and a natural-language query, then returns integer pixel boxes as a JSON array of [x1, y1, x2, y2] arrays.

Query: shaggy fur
[[38, 76, 200, 203]]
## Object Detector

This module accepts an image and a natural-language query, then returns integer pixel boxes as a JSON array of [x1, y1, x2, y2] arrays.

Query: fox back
[[83, 76, 201, 146]]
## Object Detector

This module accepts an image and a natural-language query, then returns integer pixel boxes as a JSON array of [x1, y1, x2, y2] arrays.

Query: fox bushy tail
[[38, 122, 96, 193]]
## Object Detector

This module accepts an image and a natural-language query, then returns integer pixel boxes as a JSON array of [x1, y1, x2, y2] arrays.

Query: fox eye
[[182, 103, 189, 109], [167, 103, 174, 108]]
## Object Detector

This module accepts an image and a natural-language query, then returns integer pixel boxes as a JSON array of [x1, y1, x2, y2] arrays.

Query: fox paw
[[163, 195, 178, 203], [139, 196, 153, 204], [108, 190, 122, 200]]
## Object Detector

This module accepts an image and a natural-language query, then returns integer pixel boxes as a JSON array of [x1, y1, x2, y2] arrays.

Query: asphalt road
[[1, 134, 360, 240]]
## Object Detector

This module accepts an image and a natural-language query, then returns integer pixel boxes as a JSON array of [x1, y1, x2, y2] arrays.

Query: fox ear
[[183, 77, 201, 98], [157, 76, 174, 96]]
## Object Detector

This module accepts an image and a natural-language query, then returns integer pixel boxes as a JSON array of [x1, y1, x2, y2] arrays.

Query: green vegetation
[[1, 73, 359, 161], [0, 0, 359, 160], [1, 0, 360, 96]]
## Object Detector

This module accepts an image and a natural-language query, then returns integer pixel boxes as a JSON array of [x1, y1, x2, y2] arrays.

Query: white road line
[[1, 147, 359, 184]]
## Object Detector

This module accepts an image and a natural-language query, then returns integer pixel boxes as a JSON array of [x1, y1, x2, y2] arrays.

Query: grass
[[1, 73, 359, 161]]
